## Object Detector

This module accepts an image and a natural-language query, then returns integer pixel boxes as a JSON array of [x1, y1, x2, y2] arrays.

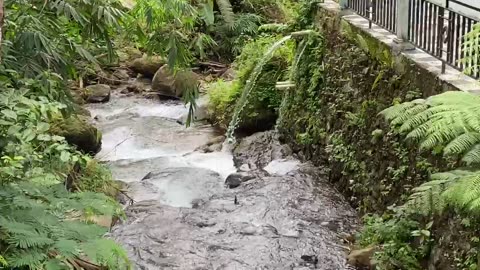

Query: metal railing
[[408, 0, 442, 56], [348, 0, 369, 18], [344, 0, 480, 79], [372, 0, 398, 33]]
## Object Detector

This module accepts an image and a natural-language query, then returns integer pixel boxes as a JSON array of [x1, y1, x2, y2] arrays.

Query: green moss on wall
[[208, 35, 293, 133]]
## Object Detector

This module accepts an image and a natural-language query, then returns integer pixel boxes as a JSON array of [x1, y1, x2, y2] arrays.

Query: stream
[[87, 90, 359, 269]]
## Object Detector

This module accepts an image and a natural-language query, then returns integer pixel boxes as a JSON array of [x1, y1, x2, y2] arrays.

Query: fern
[[460, 23, 480, 76], [382, 91, 480, 215], [381, 91, 480, 164], [405, 169, 480, 214], [0, 183, 130, 269], [215, 0, 235, 27]]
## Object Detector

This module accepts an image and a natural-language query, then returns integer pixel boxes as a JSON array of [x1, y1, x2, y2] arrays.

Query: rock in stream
[[87, 89, 358, 269], [109, 132, 358, 269]]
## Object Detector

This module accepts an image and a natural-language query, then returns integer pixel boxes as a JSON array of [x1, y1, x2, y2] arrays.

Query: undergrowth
[[208, 34, 293, 132]]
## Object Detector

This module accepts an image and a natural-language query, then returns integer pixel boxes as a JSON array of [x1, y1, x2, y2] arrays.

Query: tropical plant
[[207, 34, 293, 135], [0, 85, 130, 268], [3, 0, 125, 79], [127, 0, 237, 68], [381, 91, 480, 165], [461, 23, 480, 77], [381, 91, 480, 214]]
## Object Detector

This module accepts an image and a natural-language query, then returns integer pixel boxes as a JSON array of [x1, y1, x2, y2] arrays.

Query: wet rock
[[300, 255, 319, 267], [264, 159, 300, 176], [120, 87, 130, 94], [239, 224, 257, 235], [127, 167, 224, 207], [142, 92, 159, 100], [234, 131, 293, 169], [239, 164, 251, 172], [50, 116, 102, 154], [206, 143, 222, 153], [128, 56, 165, 77], [195, 135, 226, 153], [207, 135, 226, 145], [225, 172, 254, 188], [192, 95, 209, 121], [111, 161, 358, 269], [132, 77, 152, 93], [225, 174, 241, 189], [112, 68, 130, 81], [111, 131, 358, 269], [152, 65, 198, 98], [347, 246, 377, 269], [84, 84, 111, 103]]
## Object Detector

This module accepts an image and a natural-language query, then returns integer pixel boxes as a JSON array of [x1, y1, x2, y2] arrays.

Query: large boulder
[[118, 47, 142, 63], [50, 116, 102, 154], [128, 56, 165, 77], [152, 65, 199, 98], [84, 84, 111, 103]]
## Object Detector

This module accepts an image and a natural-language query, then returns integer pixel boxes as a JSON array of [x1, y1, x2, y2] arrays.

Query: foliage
[[381, 91, 480, 214], [460, 23, 480, 77], [208, 79, 241, 126], [358, 213, 428, 270], [238, 0, 299, 23], [210, 13, 262, 59], [4, 0, 125, 79], [0, 84, 129, 268], [208, 35, 293, 132], [0, 183, 129, 269], [381, 91, 480, 165]]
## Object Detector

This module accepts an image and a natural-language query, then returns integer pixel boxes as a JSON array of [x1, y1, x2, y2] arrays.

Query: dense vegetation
[[3, 0, 480, 268], [0, 0, 299, 268]]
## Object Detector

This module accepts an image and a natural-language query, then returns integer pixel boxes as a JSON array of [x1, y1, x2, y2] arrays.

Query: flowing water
[[226, 35, 292, 142], [88, 93, 236, 207], [88, 85, 358, 269]]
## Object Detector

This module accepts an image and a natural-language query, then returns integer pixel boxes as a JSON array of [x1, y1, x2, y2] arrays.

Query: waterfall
[[225, 35, 293, 143], [225, 30, 316, 144]]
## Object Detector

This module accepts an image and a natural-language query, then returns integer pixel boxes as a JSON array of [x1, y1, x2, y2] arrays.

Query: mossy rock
[[152, 65, 199, 98], [128, 56, 166, 77], [83, 84, 111, 103], [73, 104, 91, 117], [51, 116, 102, 154]]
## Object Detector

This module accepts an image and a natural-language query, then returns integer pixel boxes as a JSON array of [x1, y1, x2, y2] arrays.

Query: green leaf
[[23, 128, 36, 142], [45, 259, 68, 270], [37, 134, 52, 141], [60, 151, 70, 162], [0, 119, 13, 125], [37, 122, 50, 133], [2, 109, 17, 120]]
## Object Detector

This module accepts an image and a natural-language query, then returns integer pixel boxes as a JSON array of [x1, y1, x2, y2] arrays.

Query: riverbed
[[87, 91, 359, 269]]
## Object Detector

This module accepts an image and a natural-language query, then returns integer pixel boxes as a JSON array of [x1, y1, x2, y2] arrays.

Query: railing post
[[393, 0, 414, 50]]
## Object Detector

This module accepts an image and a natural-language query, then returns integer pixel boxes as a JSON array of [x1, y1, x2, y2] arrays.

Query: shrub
[[208, 34, 293, 132]]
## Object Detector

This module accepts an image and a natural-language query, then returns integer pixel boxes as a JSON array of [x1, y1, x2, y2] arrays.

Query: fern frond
[[381, 91, 480, 164], [215, 0, 235, 27], [444, 133, 480, 156], [442, 171, 480, 211]]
